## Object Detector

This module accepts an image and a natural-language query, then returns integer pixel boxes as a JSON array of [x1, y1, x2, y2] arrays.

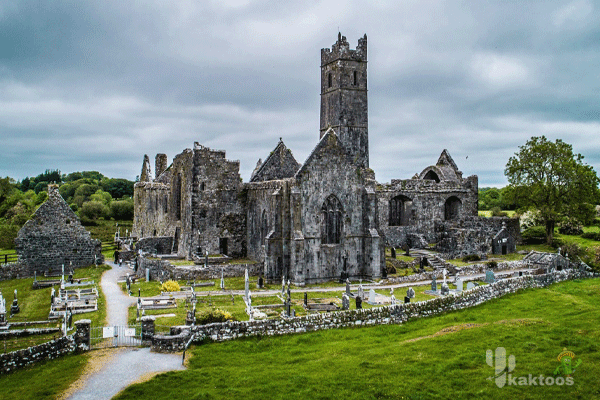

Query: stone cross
[[407, 287, 415, 299], [220, 268, 225, 290], [244, 267, 249, 300], [391, 293, 397, 305]]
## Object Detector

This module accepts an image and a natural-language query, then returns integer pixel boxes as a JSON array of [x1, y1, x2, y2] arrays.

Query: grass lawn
[[115, 278, 600, 400]]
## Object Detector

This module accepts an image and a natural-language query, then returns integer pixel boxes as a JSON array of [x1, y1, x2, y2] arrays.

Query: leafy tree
[[79, 201, 110, 220], [72, 183, 100, 208], [90, 189, 112, 205], [505, 136, 600, 243], [100, 178, 134, 199], [110, 199, 134, 220]]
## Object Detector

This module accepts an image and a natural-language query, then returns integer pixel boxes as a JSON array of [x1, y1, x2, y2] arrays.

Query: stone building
[[133, 33, 511, 283], [15, 185, 103, 273]]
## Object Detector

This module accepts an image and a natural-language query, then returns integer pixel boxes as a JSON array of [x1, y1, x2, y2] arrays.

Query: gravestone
[[485, 270, 495, 284], [304, 292, 308, 307], [10, 289, 19, 315], [431, 277, 437, 291], [244, 268, 249, 299], [466, 282, 476, 290], [406, 287, 415, 299], [404, 296, 410, 303], [281, 276, 286, 297], [390, 247, 396, 259], [355, 296, 362, 309], [346, 279, 351, 296], [145, 268, 150, 282], [258, 275, 264, 289], [358, 281, 364, 299], [285, 297, 291, 317], [286, 280, 291, 300], [220, 268, 225, 290], [342, 293, 350, 310], [455, 276, 463, 292], [51, 287, 55, 304], [391, 294, 397, 305], [368, 289, 376, 304], [440, 283, 449, 296], [0, 293, 5, 326]]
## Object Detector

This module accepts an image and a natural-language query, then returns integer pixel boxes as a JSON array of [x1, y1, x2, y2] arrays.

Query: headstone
[[440, 283, 449, 296], [258, 275, 264, 289], [145, 268, 150, 282], [404, 296, 410, 303], [285, 297, 291, 317], [10, 289, 19, 315], [304, 292, 308, 307], [368, 289, 376, 304], [51, 288, 56, 304], [466, 282, 476, 290], [342, 293, 350, 310], [431, 277, 437, 291], [205, 251, 208, 268], [390, 247, 396, 259], [455, 276, 463, 292], [0, 292, 5, 325], [346, 279, 351, 295], [406, 287, 415, 299], [355, 296, 362, 309], [358, 281, 364, 299], [391, 294, 397, 305], [220, 268, 225, 290], [442, 268, 447, 284], [287, 280, 291, 300], [281, 276, 286, 297], [485, 270, 495, 284]]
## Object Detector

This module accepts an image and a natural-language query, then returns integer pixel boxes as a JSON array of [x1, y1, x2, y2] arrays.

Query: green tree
[[505, 136, 599, 243], [110, 199, 134, 220], [79, 201, 110, 220]]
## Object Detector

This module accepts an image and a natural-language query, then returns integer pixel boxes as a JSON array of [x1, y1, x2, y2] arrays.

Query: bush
[[519, 210, 542, 230], [79, 201, 110, 220], [557, 242, 584, 259], [490, 207, 508, 217], [581, 232, 600, 241], [486, 260, 498, 269], [196, 309, 235, 325], [160, 280, 181, 292], [558, 217, 583, 235], [521, 225, 546, 244], [462, 254, 481, 262], [110, 199, 134, 220]]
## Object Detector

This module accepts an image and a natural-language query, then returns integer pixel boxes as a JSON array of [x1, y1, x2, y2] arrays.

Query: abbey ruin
[[133, 33, 517, 284]]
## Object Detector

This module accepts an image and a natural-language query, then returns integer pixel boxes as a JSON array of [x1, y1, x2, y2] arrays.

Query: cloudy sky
[[1, 0, 599, 187]]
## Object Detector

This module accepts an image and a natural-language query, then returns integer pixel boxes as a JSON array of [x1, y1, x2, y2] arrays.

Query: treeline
[[478, 187, 517, 211], [0, 170, 135, 249]]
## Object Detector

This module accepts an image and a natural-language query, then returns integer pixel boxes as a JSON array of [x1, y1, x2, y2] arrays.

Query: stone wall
[[0, 262, 30, 281], [14, 185, 103, 275], [179, 270, 595, 345], [136, 256, 261, 281], [0, 319, 90, 374], [435, 217, 521, 258], [136, 237, 174, 255]]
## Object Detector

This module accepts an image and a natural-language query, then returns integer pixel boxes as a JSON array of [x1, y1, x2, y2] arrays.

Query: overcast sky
[[1, 1, 599, 187]]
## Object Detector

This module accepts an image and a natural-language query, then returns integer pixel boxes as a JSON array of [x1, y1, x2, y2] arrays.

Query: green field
[[114, 278, 600, 400]]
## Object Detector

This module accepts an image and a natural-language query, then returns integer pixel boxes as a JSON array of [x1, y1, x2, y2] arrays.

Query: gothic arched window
[[389, 195, 412, 226], [321, 195, 343, 244]]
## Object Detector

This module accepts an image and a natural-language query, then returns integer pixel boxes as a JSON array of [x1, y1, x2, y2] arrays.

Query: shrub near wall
[[187, 270, 596, 344]]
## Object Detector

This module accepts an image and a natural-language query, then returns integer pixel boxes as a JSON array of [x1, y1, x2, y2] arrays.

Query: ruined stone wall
[[15, 186, 103, 274], [250, 141, 300, 182], [136, 255, 261, 281], [136, 237, 174, 255], [192, 144, 245, 258], [132, 181, 171, 239], [435, 217, 521, 258], [376, 175, 478, 248]]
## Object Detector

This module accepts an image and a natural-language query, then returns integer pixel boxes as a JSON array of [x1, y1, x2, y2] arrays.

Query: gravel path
[[65, 262, 185, 400]]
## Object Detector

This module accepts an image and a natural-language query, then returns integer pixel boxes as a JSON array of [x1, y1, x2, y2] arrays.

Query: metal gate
[[90, 325, 142, 349]]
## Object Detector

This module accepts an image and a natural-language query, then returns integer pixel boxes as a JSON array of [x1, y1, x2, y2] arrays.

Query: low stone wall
[[0, 319, 90, 375], [151, 326, 190, 353], [0, 328, 61, 338], [136, 237, 174, 255], [0, 262, 30, 281], [137, 255, 262, 281], [179, 270, 595, 345]]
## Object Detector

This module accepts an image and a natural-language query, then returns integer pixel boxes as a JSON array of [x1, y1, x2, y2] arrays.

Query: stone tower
[[320, 33, 368, 168]]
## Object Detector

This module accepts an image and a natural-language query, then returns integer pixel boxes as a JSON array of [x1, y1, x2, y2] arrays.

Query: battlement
[[321, 33, 367, 65]]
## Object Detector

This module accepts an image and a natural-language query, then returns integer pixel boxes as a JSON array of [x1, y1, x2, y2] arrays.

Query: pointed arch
[[321, 195, 343, 244], [389, 195, 412, 226]]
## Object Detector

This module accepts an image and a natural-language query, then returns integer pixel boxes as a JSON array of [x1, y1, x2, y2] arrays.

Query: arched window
[[389, 195, 412, 226], [321, 195, 343, 244], [261, 210, 268, 246], [423, 170, 440, 183], [444, 196, 462, 221], [328, 73, 332, 88]]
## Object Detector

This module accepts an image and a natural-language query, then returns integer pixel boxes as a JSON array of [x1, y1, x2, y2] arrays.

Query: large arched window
[[321, 195, 343, 244], [423, 170, 440, 183], [444, 196, 462, 221], [389, 195, 412, 226]]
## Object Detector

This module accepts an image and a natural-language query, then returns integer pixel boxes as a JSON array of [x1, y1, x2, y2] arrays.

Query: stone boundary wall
[[0, 319, 90, 375], [386, 260, 526, 285], [180, 270, 595, 345], [136, 237, 174, 255], [0, 262, 30, 281], [137, 255, 262, 281], [0, 328, 61, 338]]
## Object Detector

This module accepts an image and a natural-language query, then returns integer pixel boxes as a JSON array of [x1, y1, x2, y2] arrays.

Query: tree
[[505, 136, 599, 243]]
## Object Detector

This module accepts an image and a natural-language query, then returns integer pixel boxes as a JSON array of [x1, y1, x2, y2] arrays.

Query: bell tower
[[320, 33, 368, 168]]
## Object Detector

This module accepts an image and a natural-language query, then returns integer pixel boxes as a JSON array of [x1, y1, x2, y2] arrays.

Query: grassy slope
[[115, 278, 600, 400]]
